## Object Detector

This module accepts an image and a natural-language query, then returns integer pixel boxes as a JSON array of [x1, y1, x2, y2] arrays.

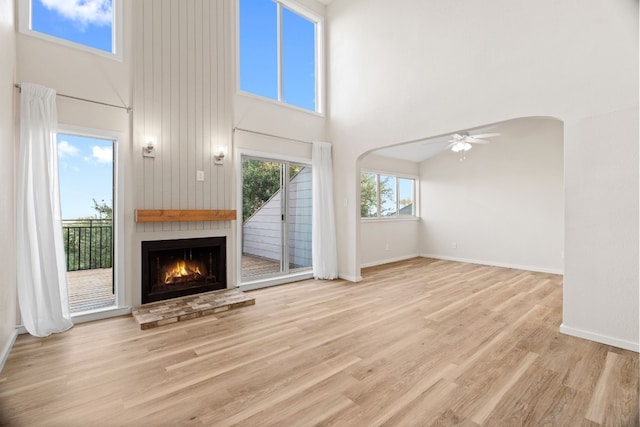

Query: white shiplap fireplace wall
[[132, 0, 236, 305]]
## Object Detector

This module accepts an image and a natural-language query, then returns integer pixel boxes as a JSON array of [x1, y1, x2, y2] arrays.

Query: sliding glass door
[[241, 156, 312, 283]]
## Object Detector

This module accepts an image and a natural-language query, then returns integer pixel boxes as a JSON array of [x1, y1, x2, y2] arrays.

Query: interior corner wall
[[359, 154, 420, 268], [561, 108, 639, 351], [0, 0, 17, 368], [419, 118, 564, 274]]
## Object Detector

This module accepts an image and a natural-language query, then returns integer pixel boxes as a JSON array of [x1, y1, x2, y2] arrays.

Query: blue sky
[[239, 0, 316, 111], [57, 134, 113, 219], [31, 0, 113, 52]]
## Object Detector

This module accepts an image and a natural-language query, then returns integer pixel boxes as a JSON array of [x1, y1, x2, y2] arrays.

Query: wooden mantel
[[135, 209, 237, 223]]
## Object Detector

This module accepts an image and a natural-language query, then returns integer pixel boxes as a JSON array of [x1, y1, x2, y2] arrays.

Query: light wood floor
[[1, 258, 637, 426]]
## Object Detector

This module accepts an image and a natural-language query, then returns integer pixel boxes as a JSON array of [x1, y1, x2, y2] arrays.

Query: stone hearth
[[132, 288, 255, 330]]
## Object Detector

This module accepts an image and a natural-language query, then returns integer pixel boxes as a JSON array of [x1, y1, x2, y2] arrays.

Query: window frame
[[237, 0, 325, 115], [360, 169, 419, 220], [18, 0, 124, 61]]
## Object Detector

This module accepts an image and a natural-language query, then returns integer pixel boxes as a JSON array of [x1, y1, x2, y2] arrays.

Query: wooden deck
[[241, 254, 281, 280], [67, 268, 115, 313]]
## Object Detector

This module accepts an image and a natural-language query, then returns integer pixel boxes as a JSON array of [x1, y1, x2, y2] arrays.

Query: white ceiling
[[316, 0, 333, 4], [371, 125, 501, 163]]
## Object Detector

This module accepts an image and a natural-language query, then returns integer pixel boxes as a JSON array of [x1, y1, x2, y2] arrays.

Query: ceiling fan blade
[[470, 139, 491, 144], [446, 141, 458, 148], [470, 132, 500, 139]]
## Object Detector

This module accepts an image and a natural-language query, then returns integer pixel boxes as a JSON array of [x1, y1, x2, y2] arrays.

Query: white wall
[[561, 108, 639, 351], [327, 0, 638, 350], [0, 0, 17, 369], [133, 0, 233, 235], [359, 154, 420, 268], [419, 117, 564, 273]]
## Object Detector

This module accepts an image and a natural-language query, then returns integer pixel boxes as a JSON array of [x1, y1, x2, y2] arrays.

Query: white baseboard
[[361, 254, 420, 269], [0, 329, 18, 372], [71, 306, 132, 324], [338, 274, 362, 283], [240, 272, 314, 291], [14, 307, 133, 337], [419, 254, 564, 275], [560, 324, 639, 353]]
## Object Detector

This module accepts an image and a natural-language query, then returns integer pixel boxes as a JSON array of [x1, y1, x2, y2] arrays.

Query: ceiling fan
[[447, 132, 500, 153]]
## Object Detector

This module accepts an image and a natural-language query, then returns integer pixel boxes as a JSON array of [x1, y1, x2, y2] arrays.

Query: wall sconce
[[213, 146, 226, 165], [143, 135, 157, 158]]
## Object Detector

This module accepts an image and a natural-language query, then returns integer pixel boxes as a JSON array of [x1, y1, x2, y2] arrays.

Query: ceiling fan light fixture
[[450, 141, 472, 153]]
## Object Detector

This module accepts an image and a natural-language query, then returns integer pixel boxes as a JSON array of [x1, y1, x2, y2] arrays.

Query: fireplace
[[141, 237, 226, 304]]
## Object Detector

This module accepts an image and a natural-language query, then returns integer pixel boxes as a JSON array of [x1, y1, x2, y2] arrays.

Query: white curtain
[[312, 141, 338, 279], [17, 83, 73, 337]]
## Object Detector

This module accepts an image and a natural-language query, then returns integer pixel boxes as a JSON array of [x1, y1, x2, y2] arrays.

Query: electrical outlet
[[452, 242, 457, 249], [385, 243, 390, 251], [196, 170, 205, 182]]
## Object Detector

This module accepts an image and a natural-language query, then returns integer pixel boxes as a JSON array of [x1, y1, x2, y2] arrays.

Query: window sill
[[236, 90, 325, 118], [361, 216, 420, 223]]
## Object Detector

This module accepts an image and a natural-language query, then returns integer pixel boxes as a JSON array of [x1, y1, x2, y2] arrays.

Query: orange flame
[[164, 260, 202, 284]]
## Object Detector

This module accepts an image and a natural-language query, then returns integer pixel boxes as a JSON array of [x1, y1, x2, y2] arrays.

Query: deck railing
[[62, 219, 113, 271]]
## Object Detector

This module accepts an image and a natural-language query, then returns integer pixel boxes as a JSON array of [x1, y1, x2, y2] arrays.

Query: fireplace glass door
[[142, 237, 226, 303]]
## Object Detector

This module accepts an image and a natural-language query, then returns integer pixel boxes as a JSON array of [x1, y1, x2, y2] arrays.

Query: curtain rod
[[233, 127, 314, 145], [14, 84, 131, 114]]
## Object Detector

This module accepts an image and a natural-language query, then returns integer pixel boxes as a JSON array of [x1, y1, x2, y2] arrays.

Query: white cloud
[[39, 0, 112, 27], [91, 146, 112, 163], [58, 140, 79, 158]]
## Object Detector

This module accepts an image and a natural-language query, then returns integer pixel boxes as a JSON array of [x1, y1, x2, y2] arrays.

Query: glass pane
[[239, 0, 278, 100], [398, 178, 414, 216], [282, 7, 316, 111], [360, 172, 378, 217], [288, 165, 312, 272], [241, 159, 283, 280], [31, 0, 114, 53], [58, 133, 115, 313], [379, 175, 397, 217]]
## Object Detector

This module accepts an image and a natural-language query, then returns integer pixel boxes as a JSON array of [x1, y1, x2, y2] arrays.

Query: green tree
[[360, 172, 378, 217], [360, 173, 395, 217], [241, 160, 304, 222], [62, 199, 113, 271], [91, 198, 113, 219], [241, 159, 284, 222], [378, 175, 396, 216]]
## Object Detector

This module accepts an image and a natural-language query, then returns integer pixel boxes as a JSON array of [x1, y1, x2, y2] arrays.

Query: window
[[239, 0, 323, 112], [19, 0, 123, 60], [361, 172, 416, 218]]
